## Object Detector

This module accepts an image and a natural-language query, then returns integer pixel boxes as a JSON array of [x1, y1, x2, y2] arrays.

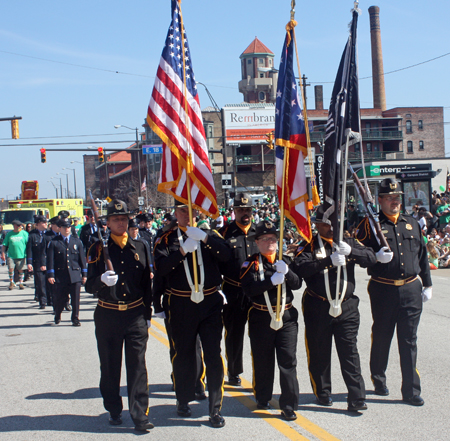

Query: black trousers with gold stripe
[[368, 278, 422, 399], [248, 306, 299, 411], [94, 304, 149, 425], [302, 293, 365, 403], [222, 286, 250, 378], [168, 292, 224, 415]]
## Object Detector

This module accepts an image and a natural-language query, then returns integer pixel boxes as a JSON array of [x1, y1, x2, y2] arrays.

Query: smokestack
[[314, 85, 323, 110], [368, 6, 386, 111]]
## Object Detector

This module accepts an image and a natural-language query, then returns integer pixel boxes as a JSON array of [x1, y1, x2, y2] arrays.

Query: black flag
[[322, 9, 361, 243]]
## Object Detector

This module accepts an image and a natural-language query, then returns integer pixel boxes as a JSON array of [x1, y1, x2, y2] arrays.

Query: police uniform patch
[[115, 203, 123, 211], [135, 253, 140, 261], [74, 244, 77, 250], [406, 224, 413, 230]]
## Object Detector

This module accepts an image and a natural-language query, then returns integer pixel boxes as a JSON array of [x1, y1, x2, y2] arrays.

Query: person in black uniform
[[219, 193, 259, 386], [356, 178, 432, 406], [293, 205, 376, 412], [85, 200, 153, 432], [136, 214, 154, 276], [79, 211, 99, 252], [240, 221, 301, 421], [27, 215, 51, 309], [58, 210, 78, 237], [47, 218, 87, 326], [44, 217, 60, 307], [154, 200, 231, 428]]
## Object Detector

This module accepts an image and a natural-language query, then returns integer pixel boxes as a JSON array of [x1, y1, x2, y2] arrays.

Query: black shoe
[[316, 396, 333, 406], [65, 303, 72, 311], [135, 421, 154, 431], [227, 374, 241, 386], [374, 386, 389, 396], [403, 395, 424, 406], [348, 400, 368, 411], [195, 392, 207, 401], [176, 402, 191, 417], [72, 320, 81, 327], [209, 410, 225, 428], [256, 401, 270, 410], [54, 317, 61, 325], [281, 409, 297, 421], [109, 414, 122, 425], [39, 305, 46, 310]]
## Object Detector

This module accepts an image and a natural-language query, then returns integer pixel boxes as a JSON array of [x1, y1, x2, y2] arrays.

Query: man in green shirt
[[1, 220, 29, 290], [436, 198, 450, 227]]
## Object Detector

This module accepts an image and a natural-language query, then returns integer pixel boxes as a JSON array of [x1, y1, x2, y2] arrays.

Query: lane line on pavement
[[149, 318, 340, 441]]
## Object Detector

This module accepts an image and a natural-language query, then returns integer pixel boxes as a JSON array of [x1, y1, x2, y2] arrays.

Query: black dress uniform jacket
[[219, 221, 259, 379], [356, 212, 432, 399], [47, 235, 87, 284], [85, 237, 152, 317], [27, 230, 51, 268]]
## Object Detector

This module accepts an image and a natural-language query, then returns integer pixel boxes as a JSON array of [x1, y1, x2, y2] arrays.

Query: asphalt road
[[1, 265, 449, 441]]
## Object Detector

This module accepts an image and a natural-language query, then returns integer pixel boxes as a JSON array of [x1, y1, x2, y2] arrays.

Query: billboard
[[223, 106, 275, 144]]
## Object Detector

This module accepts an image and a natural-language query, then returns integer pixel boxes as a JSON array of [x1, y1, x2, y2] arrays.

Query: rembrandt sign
[[223, 107, 275, 144]]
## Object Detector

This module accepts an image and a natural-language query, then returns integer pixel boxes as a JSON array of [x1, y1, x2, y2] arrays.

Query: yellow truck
[[0, 199, 84, 233]]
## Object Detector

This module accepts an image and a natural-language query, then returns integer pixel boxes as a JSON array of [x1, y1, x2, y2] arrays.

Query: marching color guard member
[[240, 221, 301, 421], [154, 200, 231, 428], [356, 178, 432, 406], [85, 200, 154, 432], [292, 205, 376, 411]]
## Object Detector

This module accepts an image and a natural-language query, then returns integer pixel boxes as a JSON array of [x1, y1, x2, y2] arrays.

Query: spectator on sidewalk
[[1, 220, 29, 290]]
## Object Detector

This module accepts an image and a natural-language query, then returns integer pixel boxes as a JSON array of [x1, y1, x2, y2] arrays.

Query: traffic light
[[98, 147, 105, 163], [40, 148, 46, 163], [266, 132, 274, 149], [11, 119, 19, 139]]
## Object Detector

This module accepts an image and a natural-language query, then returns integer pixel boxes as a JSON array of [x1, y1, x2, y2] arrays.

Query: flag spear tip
[[352, 1, 361, 15]]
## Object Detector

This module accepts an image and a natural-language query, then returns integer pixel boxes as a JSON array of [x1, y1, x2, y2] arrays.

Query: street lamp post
[[57, 172, 70, 198], [62, 167, 77, 198], [48, 180, 58, 198], [51, 176, 63, 198], [114, 124, 142, 196]]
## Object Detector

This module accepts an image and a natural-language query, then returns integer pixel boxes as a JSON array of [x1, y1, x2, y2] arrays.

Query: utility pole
[[301, 74, 311, 110]]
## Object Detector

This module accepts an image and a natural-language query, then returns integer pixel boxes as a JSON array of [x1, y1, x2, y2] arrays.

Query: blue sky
[[1, 0, 449, 200]]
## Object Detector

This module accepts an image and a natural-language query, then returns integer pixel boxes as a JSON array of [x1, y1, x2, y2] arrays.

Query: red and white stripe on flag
[[276, 146, 311, 242], [147, 58, 218, 218]]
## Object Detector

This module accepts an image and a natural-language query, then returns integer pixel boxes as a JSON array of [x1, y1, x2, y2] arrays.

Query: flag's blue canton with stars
[[162, 5, 197, 97]]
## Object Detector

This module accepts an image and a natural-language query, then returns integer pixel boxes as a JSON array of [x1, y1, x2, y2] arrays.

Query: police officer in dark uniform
[[85, 200, 153, 432], [79, 211, 99, 252], [27, 215, 51, 309], [219, 192, 259, 386], [356, 178, 432, 406], [154, 200, 231, 428], [137, 214, 155, 273], [44, 216, 60, 307], [47, 218, 87, 326], [293, 205, 376, 411], [240, 221, 301, 421]]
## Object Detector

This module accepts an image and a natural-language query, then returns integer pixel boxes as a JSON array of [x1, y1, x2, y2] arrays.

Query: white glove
[[330, 251, 346, 267], [147, 320, 151, 328], [376, 246, 394, 263], [271, 272, 285, 286], [421, 287, 432, 303], [101, 270, 118, 287], [186, 226, 207, 242], [181, 238, 198, 254], [274, 260, 289, 275], [153, 311, 166, 319], [338, 241, 351, 256]]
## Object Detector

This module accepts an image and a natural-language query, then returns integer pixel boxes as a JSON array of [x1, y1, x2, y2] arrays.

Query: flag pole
[[179, 1, 199, 293]]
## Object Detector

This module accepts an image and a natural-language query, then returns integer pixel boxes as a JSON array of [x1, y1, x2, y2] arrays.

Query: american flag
[[146, 1, 218, 218], [322, 9, 361, 242], [275, 28, 311, 242]]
